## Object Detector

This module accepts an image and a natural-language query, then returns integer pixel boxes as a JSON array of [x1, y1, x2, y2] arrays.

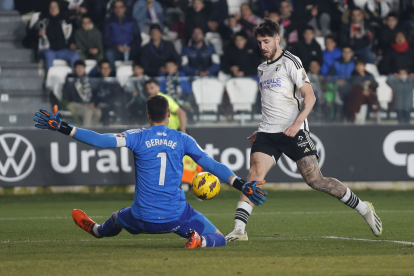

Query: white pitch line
[[2, 236, 414, 246], [321, 236, 414, 246], [1, 210, 413, 220]]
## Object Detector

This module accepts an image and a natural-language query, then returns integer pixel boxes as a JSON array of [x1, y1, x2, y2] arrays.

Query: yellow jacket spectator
[[145, 79, 187, 132]]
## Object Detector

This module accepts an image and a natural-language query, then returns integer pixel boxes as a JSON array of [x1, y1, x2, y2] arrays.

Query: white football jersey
[[257, 50, 311, 133]]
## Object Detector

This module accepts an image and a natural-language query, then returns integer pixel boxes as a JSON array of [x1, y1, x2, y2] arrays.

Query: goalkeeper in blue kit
[[34, 96, 267, 248]]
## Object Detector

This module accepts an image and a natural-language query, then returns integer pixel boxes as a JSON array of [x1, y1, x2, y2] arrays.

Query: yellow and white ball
[[191, 172, 220, 200]]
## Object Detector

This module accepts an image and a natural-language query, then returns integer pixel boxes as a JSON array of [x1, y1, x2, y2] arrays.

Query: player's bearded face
[[257, 35, 278, 60]]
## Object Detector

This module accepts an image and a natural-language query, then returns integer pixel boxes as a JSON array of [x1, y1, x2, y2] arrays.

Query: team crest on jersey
[[275, 64, 282, 71], [302, 69, 307, 80]]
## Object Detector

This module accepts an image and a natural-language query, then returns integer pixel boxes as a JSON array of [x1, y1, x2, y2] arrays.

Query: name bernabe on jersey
[[259, 78, 281, 90], [145, 139, 177, 149]]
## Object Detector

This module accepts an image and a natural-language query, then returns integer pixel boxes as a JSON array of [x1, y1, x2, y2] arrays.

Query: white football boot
[[225, 229, 248, 241], [362, 201, 383, 237]]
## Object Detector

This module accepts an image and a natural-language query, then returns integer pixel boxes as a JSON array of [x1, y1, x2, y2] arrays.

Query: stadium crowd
[[17, 0, 414, 126]]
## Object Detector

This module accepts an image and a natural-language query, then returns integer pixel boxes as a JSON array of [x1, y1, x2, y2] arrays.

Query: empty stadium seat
[[85, 59, 97, 75], [365, 63, 380, 77], [375, 76, 393, 110], [315, 37, 325, 51], [53, 59, 68, 66], [225, 78, 258, 113], [114, 60, 133, 69], [141, 32, 150, 46], [46, 65, 72, 100], [116, 65, 133, 86], [218, 71, 231, 84], [191, 78, 224, 118]]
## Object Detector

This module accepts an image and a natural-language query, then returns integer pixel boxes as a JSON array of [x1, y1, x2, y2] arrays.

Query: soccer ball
[[191, 172, 220, 200]]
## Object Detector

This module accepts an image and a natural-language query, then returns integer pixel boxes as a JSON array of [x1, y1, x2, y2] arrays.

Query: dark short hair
[[309, 59, 320, 66], [98, 59, 110, 68], [234, 30, 248, 40], [133, 61, 143, 68], [253, 18, 280, 38], [387, 12, 398, 19], [355, 58, 366, 66], [150, 24, 162, 32], [341, 44, 352, 51], [145, 79, 159, 87], [268, 9, 279, 15], [325, 34, 336, 43], [165, 58, 177, 65], [146, 95, 169, 123], [394, 31, 407, 41], [74, 60, 86, 67], [302, 26, 315, 34], [81, 15, 92, 21]]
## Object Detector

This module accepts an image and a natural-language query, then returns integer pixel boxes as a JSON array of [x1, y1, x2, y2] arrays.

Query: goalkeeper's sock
[[201, 233, 227, 247], [339, 187, 368, 216], [94, 212, 122, 238], [234, 201, 253, 233]]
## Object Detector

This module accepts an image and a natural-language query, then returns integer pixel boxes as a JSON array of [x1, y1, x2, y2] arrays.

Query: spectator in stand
[[159, 59, 192, 100], [36, 1, 80, 71], [124, 62, 149, 123], [65, 0, 91, 29], [291, 26, 323, 72], [63, 60, 101, 127], [339, 8, 375, 63], [145, 79, 187, 132], [398, 0, 414, 30], [184, 0, 209, 42], [279, 0, 316, 46], [207, 0, 229, 33], [141, 24, 181, 77], [387, 69, 414, 123], [378, 13, 399, 55], [133, 0, 164, 33], [181, 27, 220, 77], [235, 3, 261, 37], [222, 31, 261, 77], [347, 59, 379, 122], [159, 59, 195, 119], [92, 59, 126, 125], [364, 0, 391, 26], [321, 35, 342, 76], [218, 15, 242, 46], [379, 31, 414, 75], [74, 15, 104, 61], [93, 0, 136, 29], [307, 59, 325, 109], [162, 0, 187, 39], [103, 0, 141, 72], [327, 45, 355, 118], [257, 0, 283, 17]]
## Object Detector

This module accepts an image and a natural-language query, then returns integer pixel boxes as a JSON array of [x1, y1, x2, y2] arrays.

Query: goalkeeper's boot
[[72, 209, 100, 238], [185, 229, 203, 249], [362, 202, 383, 237], [225, 229, 248, 241]]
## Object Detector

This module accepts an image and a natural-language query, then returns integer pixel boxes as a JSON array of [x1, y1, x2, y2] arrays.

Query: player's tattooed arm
[[296, 156, 347, 199]]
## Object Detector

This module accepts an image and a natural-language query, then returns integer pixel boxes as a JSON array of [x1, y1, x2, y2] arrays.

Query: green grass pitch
[[1, 190, 414, 276]]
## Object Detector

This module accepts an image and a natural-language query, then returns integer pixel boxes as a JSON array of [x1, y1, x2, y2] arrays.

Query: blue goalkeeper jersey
[[123, 125, 207, 223]]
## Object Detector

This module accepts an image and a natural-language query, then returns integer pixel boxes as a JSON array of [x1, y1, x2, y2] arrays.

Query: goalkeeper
[[33, 96, 267, 248]]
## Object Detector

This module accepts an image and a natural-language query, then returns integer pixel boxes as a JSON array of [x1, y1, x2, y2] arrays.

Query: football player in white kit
[[225, 18, 383, 241]]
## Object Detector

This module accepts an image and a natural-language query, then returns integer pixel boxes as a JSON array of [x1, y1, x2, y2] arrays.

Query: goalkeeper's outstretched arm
[[33, 105, 124, 148]]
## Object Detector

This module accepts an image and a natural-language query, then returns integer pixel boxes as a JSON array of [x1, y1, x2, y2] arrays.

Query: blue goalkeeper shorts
[[115, 202, 217, 238]]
